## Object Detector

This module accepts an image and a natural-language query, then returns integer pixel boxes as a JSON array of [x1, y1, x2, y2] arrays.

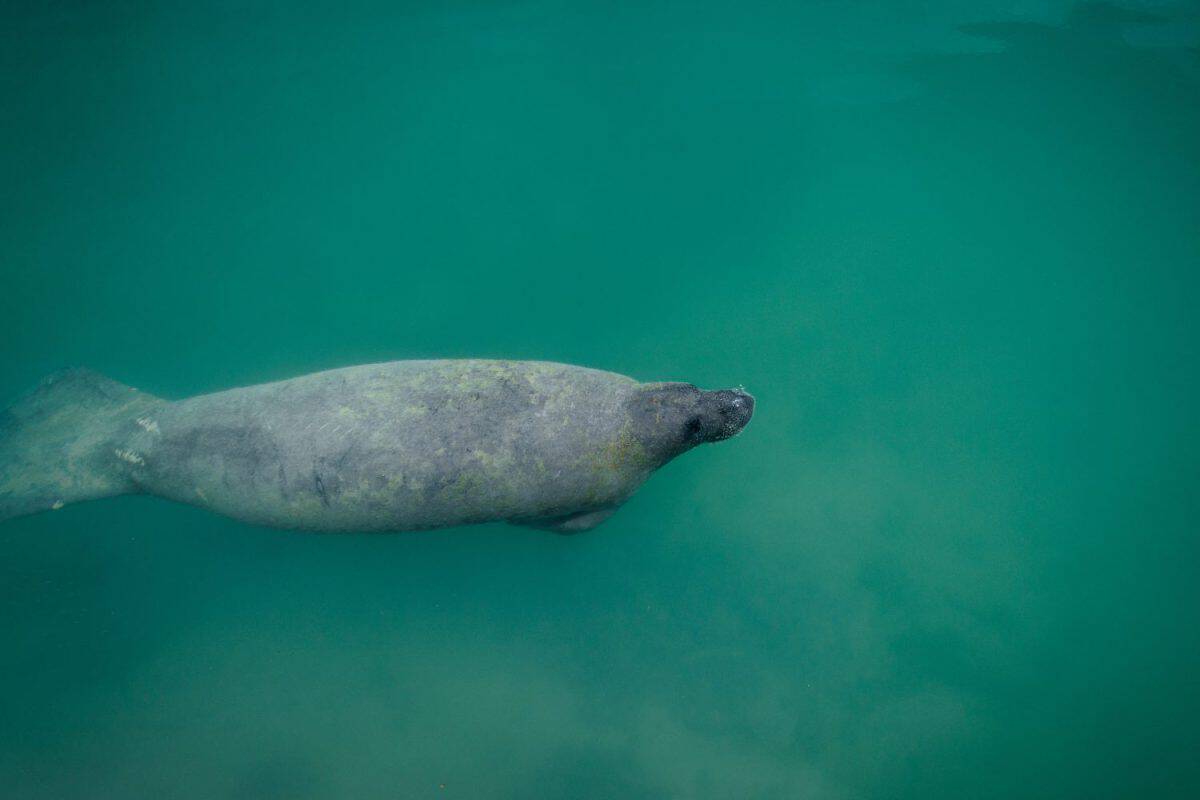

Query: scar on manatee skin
[[114, 448, 144, 466], [314, 472, 330, 507]]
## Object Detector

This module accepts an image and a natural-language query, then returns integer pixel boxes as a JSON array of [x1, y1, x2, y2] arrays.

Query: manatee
[[0, 360, 754, 533]]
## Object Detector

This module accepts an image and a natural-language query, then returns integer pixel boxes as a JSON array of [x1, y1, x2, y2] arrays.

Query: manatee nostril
[[722, 390, 754, 435], [734, 391, 754, 414], [723, 391, 753, 416]]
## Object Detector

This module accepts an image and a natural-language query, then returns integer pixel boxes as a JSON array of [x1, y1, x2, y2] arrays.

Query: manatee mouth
[[706, 388, 755, 441]]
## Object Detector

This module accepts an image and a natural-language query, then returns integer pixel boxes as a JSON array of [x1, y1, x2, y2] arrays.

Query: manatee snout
[[697, 388, 755, 442], [629, 382, 755, 465]]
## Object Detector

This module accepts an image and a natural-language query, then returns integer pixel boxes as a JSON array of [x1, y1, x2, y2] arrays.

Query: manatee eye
[[685, 416, 704, 438]]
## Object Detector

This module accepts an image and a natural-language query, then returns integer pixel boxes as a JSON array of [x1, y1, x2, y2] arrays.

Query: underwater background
[[2, 1, 1198, 797]]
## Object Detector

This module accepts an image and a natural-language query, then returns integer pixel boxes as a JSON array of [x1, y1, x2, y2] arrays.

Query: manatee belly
[[129, 360, 650, 532]]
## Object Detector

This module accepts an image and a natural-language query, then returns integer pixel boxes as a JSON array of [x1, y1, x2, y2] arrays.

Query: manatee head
[[627, 382, 755, 467]]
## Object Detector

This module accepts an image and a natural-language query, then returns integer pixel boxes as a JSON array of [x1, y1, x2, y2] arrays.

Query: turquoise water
[[2, 2, 1198, 797]]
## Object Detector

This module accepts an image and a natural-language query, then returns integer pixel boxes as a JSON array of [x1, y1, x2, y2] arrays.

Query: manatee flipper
[[509, 507, 617, 534], [0, 368, 165, 523]]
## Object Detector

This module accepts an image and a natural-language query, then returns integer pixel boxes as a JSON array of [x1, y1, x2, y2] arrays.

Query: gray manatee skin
[[0, 360, 754, 533]]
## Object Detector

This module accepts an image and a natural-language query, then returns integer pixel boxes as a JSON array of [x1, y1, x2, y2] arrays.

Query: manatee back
[[137, 360, 650, 531]]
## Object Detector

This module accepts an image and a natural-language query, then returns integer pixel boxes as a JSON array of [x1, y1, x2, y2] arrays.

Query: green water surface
[[2, 2, 1198, 798]]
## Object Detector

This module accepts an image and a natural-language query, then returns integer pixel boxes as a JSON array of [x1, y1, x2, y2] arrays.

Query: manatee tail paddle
[[0, 368, 166, 523]]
